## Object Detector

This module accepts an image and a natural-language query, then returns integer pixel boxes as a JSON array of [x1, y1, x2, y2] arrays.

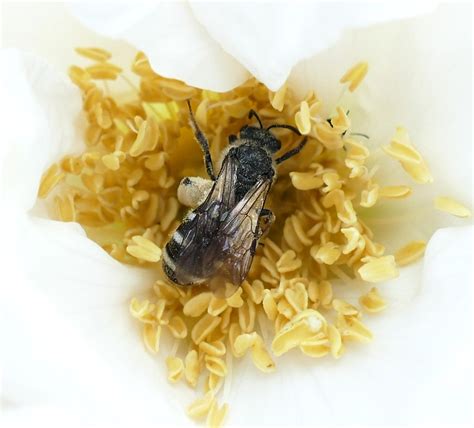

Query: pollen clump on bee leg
[[40, 49, 465, 427]]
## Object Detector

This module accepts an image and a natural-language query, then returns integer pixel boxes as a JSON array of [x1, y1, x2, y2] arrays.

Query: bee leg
[[251, 209, 275, 256], [257, 208, 275, 239], [177, 176, 213, 208], [187, 100, 216, 180], [275, 136, 308, 164]]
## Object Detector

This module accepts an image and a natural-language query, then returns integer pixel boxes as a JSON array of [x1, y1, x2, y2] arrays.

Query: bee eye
[[267, 138, 281, 153]]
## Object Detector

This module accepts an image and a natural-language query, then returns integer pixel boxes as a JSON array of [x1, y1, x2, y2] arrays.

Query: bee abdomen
[[162, 212, 201, 286], [162, 252, 178, 283]]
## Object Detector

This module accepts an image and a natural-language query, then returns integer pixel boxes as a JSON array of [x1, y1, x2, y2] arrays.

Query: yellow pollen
[[434, 196, 472, 218], [340, 61, 368, 92], [38, 48, 469, 427]]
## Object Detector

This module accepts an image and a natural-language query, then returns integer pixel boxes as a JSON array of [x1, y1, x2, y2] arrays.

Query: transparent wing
[[171, 152, 238, 285], [208, 178, 272, 298]]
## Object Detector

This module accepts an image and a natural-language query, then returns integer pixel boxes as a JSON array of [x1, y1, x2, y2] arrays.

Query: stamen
[[329, 265, 358, 286], [40, 48, 470, 427], [434, 196, 472, 218], [340, 61, 369, 92], [170, 339, 180, 357], [120, 74, 140, 94], [102, 80, 110, 96], [222, 338, 233, 404]]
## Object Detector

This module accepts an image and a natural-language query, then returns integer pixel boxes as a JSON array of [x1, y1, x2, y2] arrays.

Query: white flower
[[1, 2, 472, 427]]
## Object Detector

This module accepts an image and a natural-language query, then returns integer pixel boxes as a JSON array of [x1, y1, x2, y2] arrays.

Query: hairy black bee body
[[162, 102, 307, 297], [230, 143, 275, 202]]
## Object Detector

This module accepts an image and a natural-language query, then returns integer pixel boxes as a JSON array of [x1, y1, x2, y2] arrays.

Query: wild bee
[[162, 101, 307, 297]]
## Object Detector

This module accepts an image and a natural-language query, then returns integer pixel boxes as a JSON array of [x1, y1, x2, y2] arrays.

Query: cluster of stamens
[[38, 47, 471, 428]]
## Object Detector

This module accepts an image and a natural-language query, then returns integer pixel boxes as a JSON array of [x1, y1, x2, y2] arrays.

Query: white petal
[[0, 51, 185, 425], [2, 6, 470, 426], [225, 226, 473, 425], [286, 4, 471, 336], [1, 3, 137, 74], [190, 2, 432, 91], [68, 2, 249, 91], [1, 215, 189, 426], [287, 4, 473, 274], [0, 48, 83, 212], [290, 4, 472, 213]]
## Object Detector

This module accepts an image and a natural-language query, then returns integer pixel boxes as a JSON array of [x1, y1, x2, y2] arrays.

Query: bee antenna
[[266, 124, 301, 136], [248, 109, 263, 129]]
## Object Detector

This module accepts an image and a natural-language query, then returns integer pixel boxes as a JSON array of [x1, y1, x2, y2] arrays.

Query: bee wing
[[170, 153, 239, 284], [208, 178, 272, 298], [197, 150, 237, 213]]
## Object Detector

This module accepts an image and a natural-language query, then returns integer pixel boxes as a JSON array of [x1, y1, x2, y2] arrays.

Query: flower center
[[37, 48, 470, 427]]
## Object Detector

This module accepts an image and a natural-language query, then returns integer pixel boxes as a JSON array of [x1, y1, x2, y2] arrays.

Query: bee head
[[239, 125, 282, 153], [243, 109, 303, 153]]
